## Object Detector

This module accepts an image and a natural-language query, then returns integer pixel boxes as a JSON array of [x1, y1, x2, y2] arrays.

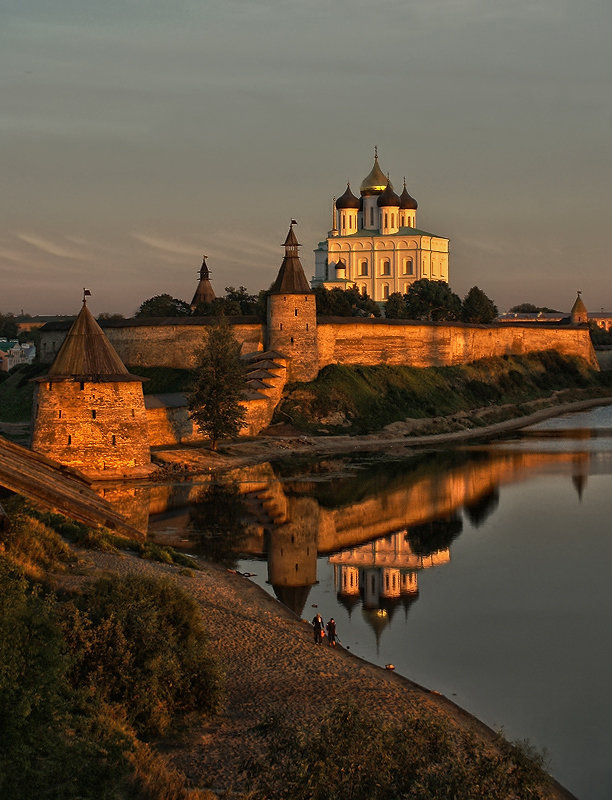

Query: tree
[[188, 320, 247, 450], [461, 286, 498, 323], [509, 303, 560, 314], [404, 279, 462, 321], [384, 292, 410, 319], [135, 294, 191, 317], [314, 286, 380, 317]]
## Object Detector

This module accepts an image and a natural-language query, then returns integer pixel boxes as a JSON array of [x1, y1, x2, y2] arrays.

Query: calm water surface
[[149, 404, 612, 800]]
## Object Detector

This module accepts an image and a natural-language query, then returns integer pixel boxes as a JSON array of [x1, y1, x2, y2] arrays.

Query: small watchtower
[[191, 255, 216, 311], [31, 293, 151, 477], [266, 222, 318, 382], [570, 291, 588, 325]]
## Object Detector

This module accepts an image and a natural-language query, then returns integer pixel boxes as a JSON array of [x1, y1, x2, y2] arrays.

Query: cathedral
[[312, 149, 450, 301]]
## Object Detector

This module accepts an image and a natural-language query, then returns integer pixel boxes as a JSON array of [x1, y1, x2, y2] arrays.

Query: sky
[[1, 0, 610, 316]]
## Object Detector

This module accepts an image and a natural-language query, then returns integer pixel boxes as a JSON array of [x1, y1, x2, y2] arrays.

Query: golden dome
[[360, 153, 388, 196]]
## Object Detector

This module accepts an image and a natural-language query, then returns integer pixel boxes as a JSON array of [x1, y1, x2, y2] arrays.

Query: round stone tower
[[31, 296, 151, 478], [267, 222, 318, 382]]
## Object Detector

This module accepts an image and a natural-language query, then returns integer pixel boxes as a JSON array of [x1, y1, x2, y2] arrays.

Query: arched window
[[381, 259, 391, 276], [384, 213, 388, 228], [382, 283, 390, 300], [359, 259, 368, 276], [391, 213, 395, 228], [369, 207, 374, 226], [403, 258, 413, 275]]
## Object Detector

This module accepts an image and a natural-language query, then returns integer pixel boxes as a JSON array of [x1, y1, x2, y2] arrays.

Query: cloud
[[130, 232, 203, 258], [16, 233, 86, 259]]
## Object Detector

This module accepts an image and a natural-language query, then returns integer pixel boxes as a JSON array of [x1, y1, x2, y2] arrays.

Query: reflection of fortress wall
[[319, 451, 587, 552], [96, 484, 151, 535]]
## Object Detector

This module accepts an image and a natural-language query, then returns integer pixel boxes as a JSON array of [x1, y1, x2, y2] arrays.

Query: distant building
[[313, 149, 450, 301], [0, 339, 36, 372]]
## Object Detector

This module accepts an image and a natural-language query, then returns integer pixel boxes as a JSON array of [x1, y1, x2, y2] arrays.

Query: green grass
[[276, 351, 612, 434]]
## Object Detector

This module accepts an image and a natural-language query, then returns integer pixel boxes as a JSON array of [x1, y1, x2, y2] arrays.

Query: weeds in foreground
[[245, 700, 551, 800]]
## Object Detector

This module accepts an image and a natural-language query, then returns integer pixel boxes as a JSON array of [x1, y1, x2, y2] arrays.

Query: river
[[148, 404, 612, 800]]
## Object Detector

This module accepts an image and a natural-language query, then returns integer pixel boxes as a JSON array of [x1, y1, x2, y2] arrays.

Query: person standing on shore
[[312, 612, 324, 644], [326, 617, 337, 647]]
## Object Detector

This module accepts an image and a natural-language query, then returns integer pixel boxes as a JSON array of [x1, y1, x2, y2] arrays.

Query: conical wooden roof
[[48, 301, 137, 380], [270, 223, 312, 294]]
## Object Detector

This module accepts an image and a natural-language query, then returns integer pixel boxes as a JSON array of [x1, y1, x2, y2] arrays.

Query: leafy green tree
[[193, 297, 242, 316], [405, 278, 462, 321], [314, 286, 380, 317], [461, 286, 498, 323], [135, 293, 192, 317], [188, 320, 247, 450], [384, 292, 410, 319]]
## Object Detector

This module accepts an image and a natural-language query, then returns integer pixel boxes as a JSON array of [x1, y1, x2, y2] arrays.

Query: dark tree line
[[385, 279, 498, 324]]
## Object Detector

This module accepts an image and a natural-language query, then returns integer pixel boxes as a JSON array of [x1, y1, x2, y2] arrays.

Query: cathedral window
[[381, 259, 391, 276], [382, 284, 390, 300], [403, 258, 414, 275], [359, 260, 368, 276], [369, 208, 374, 226], [384, 213, 388, 228], [391, 214, 395, 228]]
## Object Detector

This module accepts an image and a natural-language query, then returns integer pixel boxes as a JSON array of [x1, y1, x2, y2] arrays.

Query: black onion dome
[[377, 180, 400, 207], [400, 181, 418, 210], [336, 183, 360, 210]]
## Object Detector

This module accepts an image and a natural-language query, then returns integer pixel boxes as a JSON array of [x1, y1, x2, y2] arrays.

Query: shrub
[[248, 700, 551, 800], [0, 559, 132, 799], [62, 574, 224, 735]]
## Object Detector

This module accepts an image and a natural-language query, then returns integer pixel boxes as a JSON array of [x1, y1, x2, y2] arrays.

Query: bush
[[0, 559, 133, 799], [249, 700, 551, 800], [62, 574, 224, 735]]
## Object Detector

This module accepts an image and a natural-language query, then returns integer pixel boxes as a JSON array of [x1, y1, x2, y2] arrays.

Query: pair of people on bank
[[312, 613, 337, 647]]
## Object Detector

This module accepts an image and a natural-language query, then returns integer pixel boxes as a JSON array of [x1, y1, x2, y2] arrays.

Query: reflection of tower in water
[[267, 497, 319, 617]]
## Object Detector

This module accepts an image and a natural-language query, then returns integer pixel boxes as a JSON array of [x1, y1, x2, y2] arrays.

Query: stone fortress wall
[[40, 315, 597, 373]]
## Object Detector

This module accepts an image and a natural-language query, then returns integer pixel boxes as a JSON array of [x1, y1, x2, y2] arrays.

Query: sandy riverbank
[[151, 390, 612, 475], [58, 546, 578, 799]]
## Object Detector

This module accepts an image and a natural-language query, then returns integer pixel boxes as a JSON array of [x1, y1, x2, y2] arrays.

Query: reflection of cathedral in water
[[330, 530, 450, 644]]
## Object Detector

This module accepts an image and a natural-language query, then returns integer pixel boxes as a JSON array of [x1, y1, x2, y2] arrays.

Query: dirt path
[[62, 548, 578, 799]]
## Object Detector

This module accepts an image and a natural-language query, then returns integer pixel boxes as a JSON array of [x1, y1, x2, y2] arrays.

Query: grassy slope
[[275, 351, 612, 434]]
